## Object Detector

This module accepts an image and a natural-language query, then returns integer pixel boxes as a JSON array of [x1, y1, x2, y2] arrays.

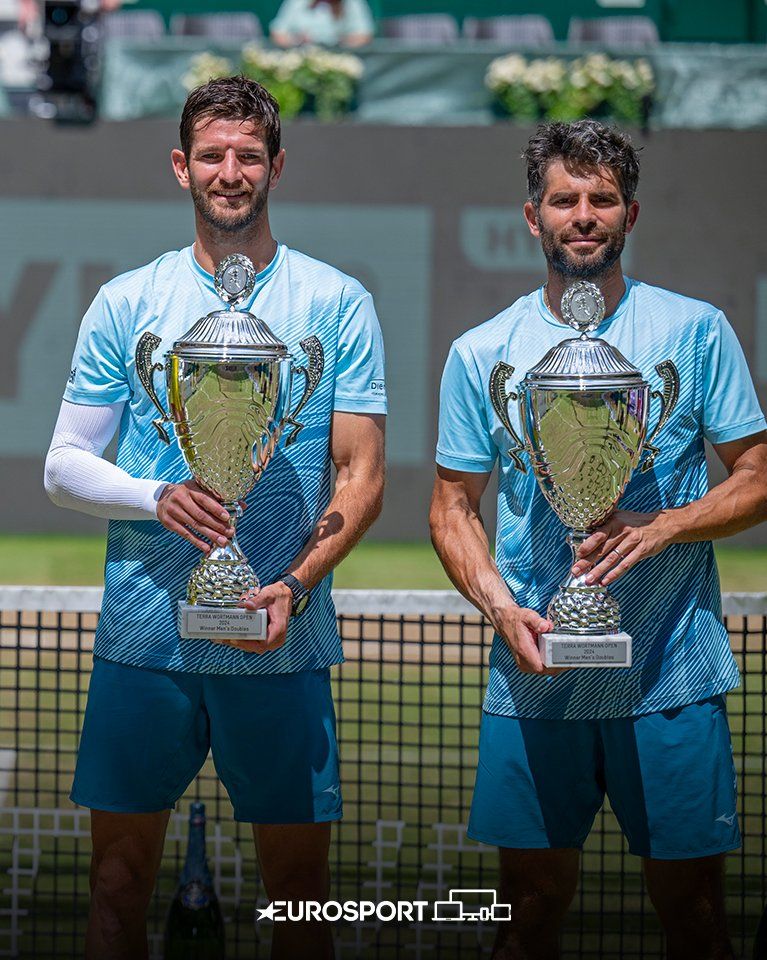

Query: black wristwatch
[[278, 574, 311, 617]]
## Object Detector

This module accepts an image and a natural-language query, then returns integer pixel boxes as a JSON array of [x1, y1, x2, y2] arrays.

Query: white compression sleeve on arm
[[44, 399, 167, 521]]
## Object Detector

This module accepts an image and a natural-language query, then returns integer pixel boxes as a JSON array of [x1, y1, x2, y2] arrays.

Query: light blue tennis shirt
[[64, 243, 387, 675], [270, 0, 374, 45], [437, 279, 765, 719]]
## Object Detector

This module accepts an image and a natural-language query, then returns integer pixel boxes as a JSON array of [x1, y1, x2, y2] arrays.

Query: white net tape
[[1, 585, 766, 616]]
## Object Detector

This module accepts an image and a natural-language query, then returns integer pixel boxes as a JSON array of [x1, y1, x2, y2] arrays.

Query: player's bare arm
[[429, 466, 554, 675], [573, 431, 767, 586], [237, 411, 385, 654]]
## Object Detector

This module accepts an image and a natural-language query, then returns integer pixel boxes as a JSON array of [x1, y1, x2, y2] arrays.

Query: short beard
[[538, 215, 627, 282], [189, 178, 269, 235]]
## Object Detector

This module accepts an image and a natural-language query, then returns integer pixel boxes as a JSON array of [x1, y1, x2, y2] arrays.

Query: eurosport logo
[[256, 889, 511, 924]]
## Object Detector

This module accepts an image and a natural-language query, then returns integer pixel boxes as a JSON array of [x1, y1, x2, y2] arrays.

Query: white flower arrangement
[[183, 45, 364, 120], [240, 46, 305, 83], [182, 53, 234, 91], [486, 52, 655, 125], [523, 58, 568, 96], [301, 46, 364, 81]]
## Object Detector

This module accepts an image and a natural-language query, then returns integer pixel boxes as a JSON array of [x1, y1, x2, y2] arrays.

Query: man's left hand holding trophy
[[136, 252, 325, 646]]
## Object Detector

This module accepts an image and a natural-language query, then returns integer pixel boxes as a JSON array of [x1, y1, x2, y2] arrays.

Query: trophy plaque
[[489, 281, 679, 668], [135, 254, 324, 643]]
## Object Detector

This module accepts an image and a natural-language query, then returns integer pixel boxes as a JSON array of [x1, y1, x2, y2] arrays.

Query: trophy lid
[[171, 254, 289, 361], [526, 280, 646, 389], [526, 335, 644, 386]]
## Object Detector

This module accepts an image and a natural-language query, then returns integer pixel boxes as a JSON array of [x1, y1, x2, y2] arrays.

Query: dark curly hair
[[179, 75, 281, 160], [523, 120, 640, 208]]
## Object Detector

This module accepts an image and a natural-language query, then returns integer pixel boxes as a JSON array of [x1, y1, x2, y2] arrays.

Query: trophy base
[[539, 632, 632, 669], [178, 601, 267, 643]]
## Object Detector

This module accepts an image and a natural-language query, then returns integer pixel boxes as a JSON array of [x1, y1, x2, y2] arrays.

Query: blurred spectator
[[16, 0, 128, 32], [0, 0, 37, 88], [0, 0, 36, 31], [17, 0, 38, 31], [270, 0, 373, 48]]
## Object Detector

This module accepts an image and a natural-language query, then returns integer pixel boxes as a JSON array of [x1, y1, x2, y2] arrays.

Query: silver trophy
[[135, 254, 324, 643], [489, 281, 679, 668]]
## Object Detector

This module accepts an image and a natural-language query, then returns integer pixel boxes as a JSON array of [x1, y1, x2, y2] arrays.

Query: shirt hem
[[333, 398, 388, 414], [704, 415, 767, 445], [436, 451, 496, 473], [482, 676, 741, 720], [92, 647, 345, 676], [63, 389, 130, 405]]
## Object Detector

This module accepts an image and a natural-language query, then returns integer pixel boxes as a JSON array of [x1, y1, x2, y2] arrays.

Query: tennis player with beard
[[45, 76, 386, 960], [430, 120, 767, 959]]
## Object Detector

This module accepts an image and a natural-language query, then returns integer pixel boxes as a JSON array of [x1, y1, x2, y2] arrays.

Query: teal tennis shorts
[[72, 657, 342, 824], [468, 695, 740, 859]]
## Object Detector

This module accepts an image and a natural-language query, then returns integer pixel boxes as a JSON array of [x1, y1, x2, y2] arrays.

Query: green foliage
[[181, 52, 234, 90], [184, 46, 363, 121], [240, 55, 307, 118]]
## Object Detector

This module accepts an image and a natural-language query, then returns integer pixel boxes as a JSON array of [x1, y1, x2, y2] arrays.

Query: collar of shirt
[[184, 243, 286, 310], [536, 276, 636, 336]]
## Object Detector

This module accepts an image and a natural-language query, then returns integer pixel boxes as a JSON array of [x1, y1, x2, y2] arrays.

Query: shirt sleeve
[[270, 0, 304, 34], [44, 399, 166, 520], [63, 286, 131, 405], [333, 288, 387, 414], [436, 341, 498, 473], [343, 0, 374, 35], [702, 311, 766, 444]]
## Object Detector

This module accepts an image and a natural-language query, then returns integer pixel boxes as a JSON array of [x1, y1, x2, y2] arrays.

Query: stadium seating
[[567, 16, 660, 46], [170, 12, 263, 42], [462, 15, 555, 46], [122, 0, 766, 44], [379, 14, 459, 44], [101, 10, 165, 40]]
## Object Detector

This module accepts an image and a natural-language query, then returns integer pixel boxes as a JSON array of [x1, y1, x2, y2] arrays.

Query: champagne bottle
[[754, 905, 767, 959], [163, 802, 226, 960]]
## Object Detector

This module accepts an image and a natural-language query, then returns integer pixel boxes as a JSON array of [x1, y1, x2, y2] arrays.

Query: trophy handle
[[284, 335, 325, 448], [135, 332, 172, 445], [641, 359, 680, 472], [489, 361, 527, 473]]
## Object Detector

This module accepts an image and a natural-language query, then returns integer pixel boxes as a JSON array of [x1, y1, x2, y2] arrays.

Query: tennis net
[[1, 586, 765, 959]]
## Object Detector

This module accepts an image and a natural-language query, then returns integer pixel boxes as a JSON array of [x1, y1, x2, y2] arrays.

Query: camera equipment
[[35, 0, 100, 122]]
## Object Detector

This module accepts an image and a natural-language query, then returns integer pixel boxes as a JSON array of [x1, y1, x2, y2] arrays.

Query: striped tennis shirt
[[64, 243, 387, 675], [436, 279, 765, 719]]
